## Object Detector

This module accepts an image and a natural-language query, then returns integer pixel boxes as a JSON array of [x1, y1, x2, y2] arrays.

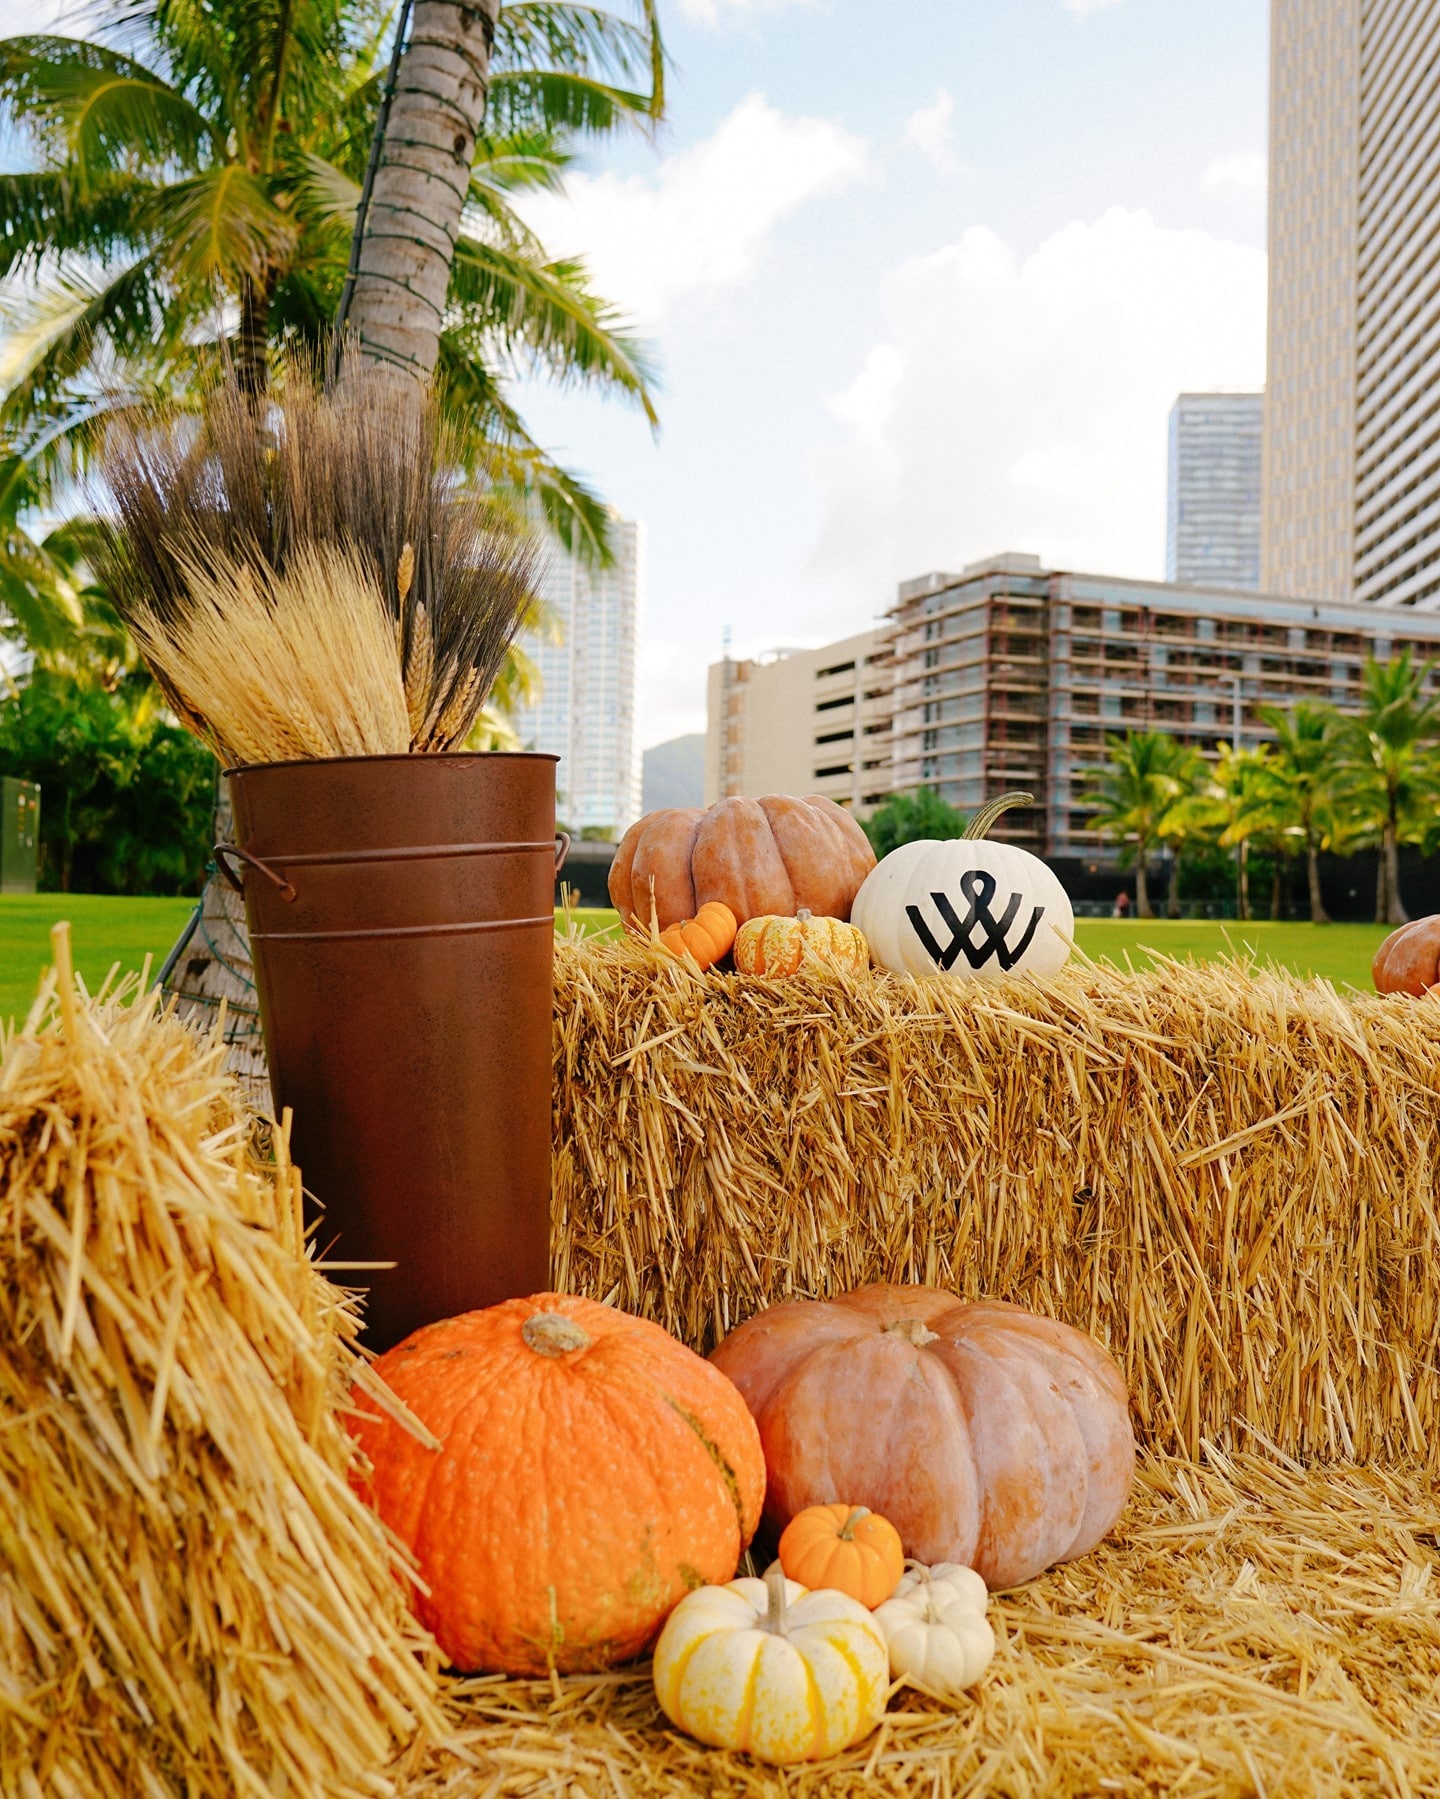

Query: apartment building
[[889, 552, 1440, 861], [1263, 0, 1440, 608], [1166, 393, 1263, 590], [703, 629, 895, 814], [514, 511, 643, 836]]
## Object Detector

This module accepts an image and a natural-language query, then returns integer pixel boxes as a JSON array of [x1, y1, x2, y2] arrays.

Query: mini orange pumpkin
[[779, 1504, 904, 1608], [348, 1295, 766, 1674], [659, 901, 737, 969], [1373, 915, 1440, 995], [734, 908, 870, 976]]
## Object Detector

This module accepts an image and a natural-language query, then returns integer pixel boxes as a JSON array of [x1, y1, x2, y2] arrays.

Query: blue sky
[[513, 0, 1270, 744], [4, 0, 1271, 745]]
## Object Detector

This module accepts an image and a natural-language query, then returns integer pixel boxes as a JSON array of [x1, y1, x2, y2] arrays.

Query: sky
[[4, 0, 1272, 748]]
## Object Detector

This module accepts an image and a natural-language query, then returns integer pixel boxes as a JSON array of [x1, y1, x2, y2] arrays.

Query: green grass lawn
[[0, 896, 1396, 1030]]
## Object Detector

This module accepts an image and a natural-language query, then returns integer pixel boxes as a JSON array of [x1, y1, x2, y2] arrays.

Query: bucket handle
[[555, 832, 571, 875], [214, 843, 298, 903]]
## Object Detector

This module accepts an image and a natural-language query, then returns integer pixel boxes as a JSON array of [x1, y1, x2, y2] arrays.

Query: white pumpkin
[[652, 1564, 889, 1765], [853, 792, 1072, 981], [873, 1564, 995, 1697]]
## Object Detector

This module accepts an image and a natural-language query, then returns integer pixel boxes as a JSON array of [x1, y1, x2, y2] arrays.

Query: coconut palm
[[1084, 731, 1200, 918], [1333, 653, 1440, 926], [1251, 702, 1342, 923], [1198, 742, 1282, 923], [0, 0, 661, 556]]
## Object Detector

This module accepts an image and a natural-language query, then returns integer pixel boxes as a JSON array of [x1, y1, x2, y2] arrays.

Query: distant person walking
[[1113, 890, 1131, 919]]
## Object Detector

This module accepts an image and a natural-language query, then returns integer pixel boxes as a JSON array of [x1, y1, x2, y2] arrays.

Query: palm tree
[[1084, 731, 1199, 918], [1199, 742, 1281, 923], [0, 0, 661, 556], [1253, 702, 1340, 922], [1333, 653, 1440, 925]]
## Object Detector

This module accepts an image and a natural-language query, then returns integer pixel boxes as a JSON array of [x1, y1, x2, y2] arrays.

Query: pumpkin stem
[[963, 791, 1034, 842], [838, 1506, 871, 1541], [521, 1312, 593, 1357], [797, 908, 812, 923], [762, 1560, 790, 1635], [883, 1318, 940, 1348]]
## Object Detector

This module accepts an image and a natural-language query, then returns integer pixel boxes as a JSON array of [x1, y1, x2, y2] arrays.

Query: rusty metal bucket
[[216, 752, 566, 1351]]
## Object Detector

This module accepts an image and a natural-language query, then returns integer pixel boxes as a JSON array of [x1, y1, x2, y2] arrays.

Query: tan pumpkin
[[659, 901, 737, 970], [1373, 916, 1440, 995], [710, 1283, 1135, 1590], [609, 795, 876, 933], [734, 908, 870, 977]]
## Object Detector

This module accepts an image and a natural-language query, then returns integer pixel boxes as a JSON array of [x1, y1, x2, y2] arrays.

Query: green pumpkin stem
[[838, 1506, 871, 1541], [963, 791, 1035, 842]]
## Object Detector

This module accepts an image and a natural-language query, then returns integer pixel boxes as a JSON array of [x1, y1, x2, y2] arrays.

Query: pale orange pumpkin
[[609, 795, 876, 933], [778, 1504, 904, 1608], [734, 908, 870, 976], [348, 1295, 766, 1674], [659, 901, 737, 970], [1373, 916, 1440, 995], [710, 1284, 1135, 1591]]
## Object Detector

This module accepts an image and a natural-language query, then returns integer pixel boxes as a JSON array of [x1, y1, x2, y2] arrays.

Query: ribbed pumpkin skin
[[1373, 916, 1440, 995], [710, 1284, 1135, 1591], [349, 1295, 766, 1674], [778, 1503, 904, 1607], [659, 901, 737, 969], [734, 912, 870, 977], [609, 796, 876, 932]]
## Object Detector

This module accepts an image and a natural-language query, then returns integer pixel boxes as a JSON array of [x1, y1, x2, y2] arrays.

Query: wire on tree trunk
[[328, 0, 417, 389]]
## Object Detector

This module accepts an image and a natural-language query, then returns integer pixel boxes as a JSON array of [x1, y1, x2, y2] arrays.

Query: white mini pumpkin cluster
[[652, 1559, 996, 1767]]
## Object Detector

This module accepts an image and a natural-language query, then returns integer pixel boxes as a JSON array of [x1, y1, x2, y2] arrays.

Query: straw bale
[[0, 944, 448, 1796], [410, 1450, 1440, 1798], [551, 939, 1440, 1471]]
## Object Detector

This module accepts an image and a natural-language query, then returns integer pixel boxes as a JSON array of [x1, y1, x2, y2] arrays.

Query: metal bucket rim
[[223, 750, 561, 776]]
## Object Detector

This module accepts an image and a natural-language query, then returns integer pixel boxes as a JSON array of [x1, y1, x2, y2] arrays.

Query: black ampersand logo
[[905, 869, 1045, 972]]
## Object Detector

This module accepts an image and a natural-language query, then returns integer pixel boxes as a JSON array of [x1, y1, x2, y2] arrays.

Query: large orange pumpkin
[[348, 1295, 766, 1674], [710, 1284, 1135, 1590], [1373, 916, 1440, 995], [609, 795, 876, 933]]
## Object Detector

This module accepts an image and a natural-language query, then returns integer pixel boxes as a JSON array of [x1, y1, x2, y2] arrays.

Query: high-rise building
[[1262, 0, 1440, 608], [1166, 393, 1263, 590], [514, 512, 642, 836], [704, 630, 895, 813], [888, 551, 1440, 860]]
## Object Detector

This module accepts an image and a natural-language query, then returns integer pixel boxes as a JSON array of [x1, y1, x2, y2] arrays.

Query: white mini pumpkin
[[873, 1563, 995, 1697], [853, 792, 1072, 981], [652, 1564, 889, 1765]]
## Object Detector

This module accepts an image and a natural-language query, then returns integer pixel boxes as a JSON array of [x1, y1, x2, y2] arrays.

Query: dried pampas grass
[[550, 938, 1440, 1472], [99, 368, 541, 762], [0, 931, 449, 1796]]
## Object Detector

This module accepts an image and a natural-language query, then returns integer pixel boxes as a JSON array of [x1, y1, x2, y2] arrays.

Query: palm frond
[[0, 171, 154, 282], [486, 69, 657, 137], [495, 0, 665, 119], [148, 165, 298, 287]]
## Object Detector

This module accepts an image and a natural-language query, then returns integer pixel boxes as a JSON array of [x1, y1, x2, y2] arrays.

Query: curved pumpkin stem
[[963, 791, 1035, 842], [838, 1506, 871, 1540]]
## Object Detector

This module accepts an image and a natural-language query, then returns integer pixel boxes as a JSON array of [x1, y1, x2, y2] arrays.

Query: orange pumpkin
[[778, 1504, 904, 1608], [1373, 916, 1440, 995], [710, 1284, 1135, 1591], [609, 795, 876, 933], [348, 1295, 766, 1674], [734, 908, 870, 977], [659, 901, 737, 969]]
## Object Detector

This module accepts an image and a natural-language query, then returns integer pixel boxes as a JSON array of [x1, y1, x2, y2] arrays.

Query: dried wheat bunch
[[99, 369, 541, 761]]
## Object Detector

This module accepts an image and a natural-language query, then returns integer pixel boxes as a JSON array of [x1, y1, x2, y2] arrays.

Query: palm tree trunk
[[1270, 863, 1283, 921], [1375, 843, 1389, 925], [1306, 840, 1330, 924], [343, 1, 501, 385], [236, 272, 274, 397], [1134, 854, 1151, 919], [1238, 840, 1250, 921], [1166, 855, 1181, 919], [1384, 817, 1407, 925]]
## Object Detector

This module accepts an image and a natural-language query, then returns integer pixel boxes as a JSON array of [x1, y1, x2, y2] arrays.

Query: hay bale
[[552, 940, 1440, 1471], [409, 1449, 1440, 1797], [0, 938, 447, 1796]]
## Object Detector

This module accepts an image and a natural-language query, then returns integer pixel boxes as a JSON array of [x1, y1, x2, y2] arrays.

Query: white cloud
[[810, 207, 1266, 601], [902, 90, 958, 174], [1062, 0, 1124, 17], [518, 95, 868, 324], [1200, 151, 1267, 197]]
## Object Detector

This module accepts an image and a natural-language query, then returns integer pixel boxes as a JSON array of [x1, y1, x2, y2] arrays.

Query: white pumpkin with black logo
[[853, 793, 1073, 981]]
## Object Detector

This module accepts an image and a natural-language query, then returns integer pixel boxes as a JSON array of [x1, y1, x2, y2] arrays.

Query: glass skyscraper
[[1166, 393, 1263, 591]]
